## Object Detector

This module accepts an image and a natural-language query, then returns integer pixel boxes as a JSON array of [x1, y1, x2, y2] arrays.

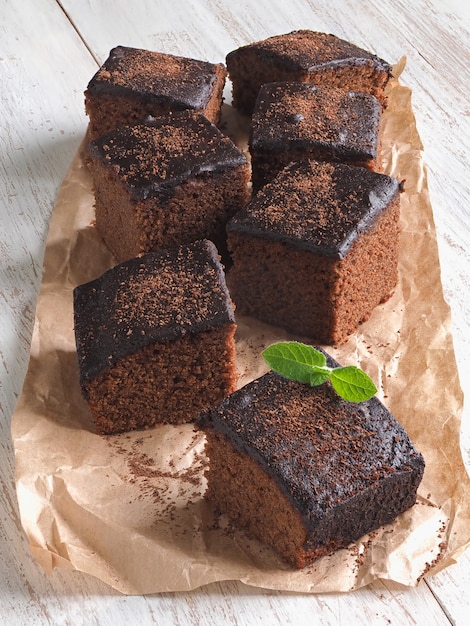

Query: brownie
[[85, 45, 227, 139], [86, 111, 250, 263], [226, 160, 401, 344], [226, 30, 392, 115], [73, 239, 237, 435], [250, 82, 382, 191], [197, 367, 425, 568]]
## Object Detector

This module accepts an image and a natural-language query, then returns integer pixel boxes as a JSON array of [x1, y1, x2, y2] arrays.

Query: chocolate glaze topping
[[198, 368, 425, 529], [87, 111, 247, 201], [73, 240, 235, 388], [227, 30, 392, 76], [227, 160, 400, 258], [86, 46, 225, 110], [250, 82, 381, 160]]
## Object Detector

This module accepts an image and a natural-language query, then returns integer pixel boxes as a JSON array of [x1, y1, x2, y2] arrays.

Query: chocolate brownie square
[[227, 160, 401, 344], [85, 45, 227, 138], [86, 111, 250, 263], [73, 240, 237, 434], [198, 366, 424, 568], [226, 30, 392, 115]]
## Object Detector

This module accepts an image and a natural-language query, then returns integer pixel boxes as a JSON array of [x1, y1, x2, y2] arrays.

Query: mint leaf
[[330, 366, 377, 402], [309, 369, 332, 387], [262, 341, 377, 403], [262, 341, 329, 384]]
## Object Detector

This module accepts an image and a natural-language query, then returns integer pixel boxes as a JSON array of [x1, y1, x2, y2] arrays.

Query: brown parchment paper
[[12, 60, 470, 594]]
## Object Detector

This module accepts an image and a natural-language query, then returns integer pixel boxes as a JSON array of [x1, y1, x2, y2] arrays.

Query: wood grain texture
[[1, 0, 469, 623]]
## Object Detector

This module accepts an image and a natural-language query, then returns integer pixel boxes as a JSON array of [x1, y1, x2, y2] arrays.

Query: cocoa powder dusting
[[73, 239, 235, 387], [91, 46, 222, 102], [239, 30, 390, 73], [108, 247, 221, 341], [88, 112, 246, 197], [107, 428, 208, 524], [251, 82, 381, 156], [228, 160, 399, 258]]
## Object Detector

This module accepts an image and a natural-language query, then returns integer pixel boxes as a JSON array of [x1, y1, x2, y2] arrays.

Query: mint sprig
[[262, 341, 377, 402]]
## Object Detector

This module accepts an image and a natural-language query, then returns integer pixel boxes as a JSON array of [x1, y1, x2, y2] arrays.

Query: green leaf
[[262, 341, 377, 403], [308, 367, 332, 387], [262, 342, 329, 384], [330, 366, 378, 402]]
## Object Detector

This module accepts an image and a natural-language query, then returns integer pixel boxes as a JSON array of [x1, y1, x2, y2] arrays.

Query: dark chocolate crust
[[226, 30, 392, 76], [86, 46, 225, 110], [87, 112, 248, 202], [250, 82, 381, 161], [73, 239, 235, 390], [227, 160, 400, 259], [198, 368, 425, 536]]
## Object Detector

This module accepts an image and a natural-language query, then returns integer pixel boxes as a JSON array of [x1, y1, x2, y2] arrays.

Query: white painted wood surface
[[1, 0, 469, 623]]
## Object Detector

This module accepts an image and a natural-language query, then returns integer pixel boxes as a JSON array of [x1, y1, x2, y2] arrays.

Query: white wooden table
[[1, 1, 469, 623]]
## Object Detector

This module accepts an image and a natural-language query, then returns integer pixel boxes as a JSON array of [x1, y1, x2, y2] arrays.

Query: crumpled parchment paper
[[11, 59, 470, 594]]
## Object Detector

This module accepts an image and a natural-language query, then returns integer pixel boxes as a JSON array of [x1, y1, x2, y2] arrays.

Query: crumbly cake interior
[[227, 195, 399, 344], [91, 157, 250, 263], [85, 325, 237, 435], [229, 57, 302, 117], [86, 64, 226, 140], [201, 63, 227, 124], [204, 429, 310, 566], [86, 92, 174, 140]]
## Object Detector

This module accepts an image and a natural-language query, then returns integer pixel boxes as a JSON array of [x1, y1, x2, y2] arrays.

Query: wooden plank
[[1, 0, 468, 624], [0, 0, 104, 621]]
